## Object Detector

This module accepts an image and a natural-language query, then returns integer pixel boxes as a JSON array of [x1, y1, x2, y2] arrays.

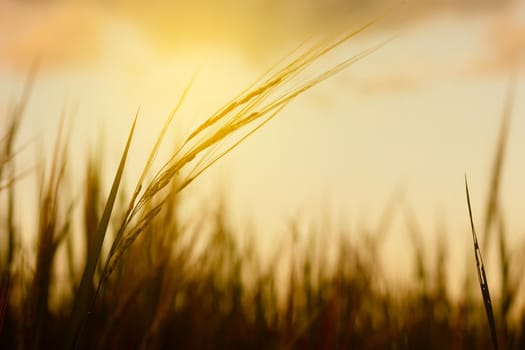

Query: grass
[[464, 77, 518, 350], [1, 21, 525, 349], [465, 176, 498, 350]]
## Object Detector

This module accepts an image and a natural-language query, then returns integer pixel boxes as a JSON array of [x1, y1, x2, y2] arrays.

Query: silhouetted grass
[[465, 176, 498, 350], [1, 29, 525, 350]]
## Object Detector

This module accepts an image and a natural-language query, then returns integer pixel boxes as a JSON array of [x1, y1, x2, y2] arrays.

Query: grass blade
[[63, 112, 138, 350], [465, 175, 498, 350], [482, 76, 516, 250]]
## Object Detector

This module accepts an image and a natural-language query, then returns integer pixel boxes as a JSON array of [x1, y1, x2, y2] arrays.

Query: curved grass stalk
[[465, 175, 498, 350], [64, 113, 138, 350]]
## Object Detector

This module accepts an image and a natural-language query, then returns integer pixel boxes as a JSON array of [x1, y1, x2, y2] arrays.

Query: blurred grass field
[[1, 4, 525, 349]]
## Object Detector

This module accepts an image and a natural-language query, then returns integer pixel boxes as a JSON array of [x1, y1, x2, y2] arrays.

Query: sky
[[1, 0, 525, 288]]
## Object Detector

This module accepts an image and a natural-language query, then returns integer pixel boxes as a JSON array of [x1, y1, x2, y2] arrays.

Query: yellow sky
[[1, 0, 525, 288]]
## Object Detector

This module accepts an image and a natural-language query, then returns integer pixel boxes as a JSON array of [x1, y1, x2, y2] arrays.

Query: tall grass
[[463, 77, 521, 350], [1, 22, 525, 350], [465, 176, 498, 350]]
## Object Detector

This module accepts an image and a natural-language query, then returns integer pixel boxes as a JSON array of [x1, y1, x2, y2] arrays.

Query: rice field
[[1, 17, 525, 350]]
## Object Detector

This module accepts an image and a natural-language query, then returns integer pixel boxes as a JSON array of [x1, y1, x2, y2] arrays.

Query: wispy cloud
[[0, 0, 519, 73], [0, 2, 102, 71], [467, 12, 525, 76], [346, 1, 524, 96], [355, 73, 420, 95]]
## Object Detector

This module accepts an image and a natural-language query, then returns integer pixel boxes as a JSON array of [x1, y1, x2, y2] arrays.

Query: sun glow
[[1, 0, 525, 303]]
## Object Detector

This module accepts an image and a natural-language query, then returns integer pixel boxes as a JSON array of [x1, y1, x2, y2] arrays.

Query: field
[[1, 15, 525, 350]]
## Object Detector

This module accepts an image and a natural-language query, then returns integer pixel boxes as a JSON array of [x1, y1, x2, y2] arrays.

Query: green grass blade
[[465, 175, 498, 350]]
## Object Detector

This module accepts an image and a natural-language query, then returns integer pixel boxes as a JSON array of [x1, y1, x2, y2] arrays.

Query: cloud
[[113, 0, 518, 53], [355, 74, 420, 95], [0, 0, 519, 73], [467, 13, 525, 76], [0, 2, 103, 71]]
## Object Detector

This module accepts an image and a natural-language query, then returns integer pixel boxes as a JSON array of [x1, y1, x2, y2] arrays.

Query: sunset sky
[[1, 0, 524, 286]]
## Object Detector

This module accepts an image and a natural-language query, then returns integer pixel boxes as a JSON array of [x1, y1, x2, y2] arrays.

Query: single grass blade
[[465, 175, 498, 350], [63, 112, 138, 350], [96, 81, 194, 300]]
